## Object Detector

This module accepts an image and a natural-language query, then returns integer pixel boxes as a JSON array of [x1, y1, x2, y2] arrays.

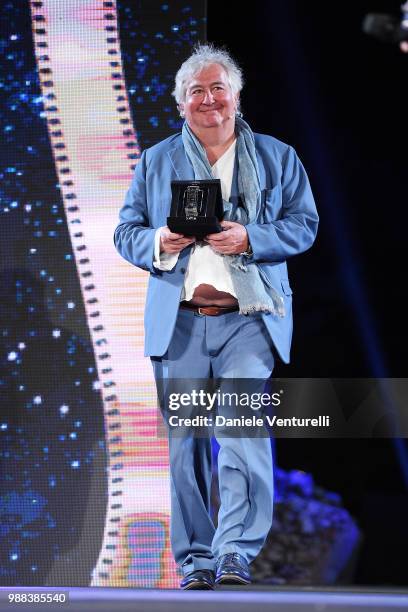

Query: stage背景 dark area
[[208, 0, 408, 587]]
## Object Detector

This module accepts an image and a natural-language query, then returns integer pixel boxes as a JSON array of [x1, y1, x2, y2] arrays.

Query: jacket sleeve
[[113, 150, 158, 273], [246, 145, 319, 263]]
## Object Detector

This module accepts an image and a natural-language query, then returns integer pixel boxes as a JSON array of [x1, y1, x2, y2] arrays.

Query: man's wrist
[[240, 241, 253, 257]]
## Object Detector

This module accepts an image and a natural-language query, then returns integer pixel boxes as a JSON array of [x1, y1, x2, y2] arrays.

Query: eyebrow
[[188, 81, 226, 89]]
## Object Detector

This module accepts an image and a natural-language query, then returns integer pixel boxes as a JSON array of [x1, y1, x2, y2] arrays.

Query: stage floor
[[1, 586, 408, 612]]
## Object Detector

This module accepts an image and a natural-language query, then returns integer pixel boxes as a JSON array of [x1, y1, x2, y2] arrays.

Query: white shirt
[[153, 139, 237, 300]]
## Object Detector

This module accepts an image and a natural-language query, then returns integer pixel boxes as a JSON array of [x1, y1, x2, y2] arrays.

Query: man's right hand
[[159, 226, 195, 254]]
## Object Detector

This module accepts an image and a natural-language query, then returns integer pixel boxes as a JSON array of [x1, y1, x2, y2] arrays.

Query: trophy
[[167, 179, 224, 238]]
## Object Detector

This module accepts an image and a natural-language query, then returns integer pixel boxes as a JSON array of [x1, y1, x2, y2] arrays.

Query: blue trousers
[[151, 307, 275, 576]]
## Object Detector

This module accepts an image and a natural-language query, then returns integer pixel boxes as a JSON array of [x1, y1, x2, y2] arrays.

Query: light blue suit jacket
[[114, 132, 318, 363]]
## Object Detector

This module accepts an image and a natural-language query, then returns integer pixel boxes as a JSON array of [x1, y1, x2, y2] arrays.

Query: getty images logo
[[167, 388, 283, 411]]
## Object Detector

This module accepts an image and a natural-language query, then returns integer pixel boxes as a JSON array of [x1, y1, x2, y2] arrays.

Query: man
[[114, 43, 318, 589]]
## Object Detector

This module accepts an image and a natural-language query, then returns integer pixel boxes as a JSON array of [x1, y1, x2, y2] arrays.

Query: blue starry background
[[0, 0, 205, 586], [117, 0, 206, 148]]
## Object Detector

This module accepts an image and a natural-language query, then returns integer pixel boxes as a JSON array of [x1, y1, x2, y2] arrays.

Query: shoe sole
[[215, 574, 251, 585], [181, 582, 214, 590]]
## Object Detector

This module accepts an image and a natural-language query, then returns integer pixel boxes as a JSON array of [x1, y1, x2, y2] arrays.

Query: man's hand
[[160, 226, 195, 254], [205, 220, 249, 255]]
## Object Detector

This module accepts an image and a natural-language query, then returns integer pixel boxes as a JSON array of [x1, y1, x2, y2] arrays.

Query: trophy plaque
[[167, 179, 224, 238]]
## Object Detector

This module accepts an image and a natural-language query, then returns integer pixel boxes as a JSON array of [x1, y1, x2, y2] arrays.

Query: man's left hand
[[205, 220, 249, 255]]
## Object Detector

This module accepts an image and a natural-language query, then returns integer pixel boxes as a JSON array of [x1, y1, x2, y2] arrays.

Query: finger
[[164, 235, 193, 244], [170, 238, 195, 247], [206, 235, 231, 245], [209, 242, 227, 251], [166, 232, 187, 240], [161, 226, 184, 238], [206, 241, 229, 250], [165, 244, 189, 253], [205, 231, 231, 242], [205, 226, 231, 239], [165, 242, 192, 250]]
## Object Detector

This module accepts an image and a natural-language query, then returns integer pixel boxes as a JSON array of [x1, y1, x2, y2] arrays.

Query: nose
[[202, 89, 215, 104]]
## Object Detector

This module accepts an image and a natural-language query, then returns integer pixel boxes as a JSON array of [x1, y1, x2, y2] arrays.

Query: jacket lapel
[[167, 138, 195, 180]]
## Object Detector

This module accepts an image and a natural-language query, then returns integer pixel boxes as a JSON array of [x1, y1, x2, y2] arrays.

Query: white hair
[[172, 43, 244, 115]]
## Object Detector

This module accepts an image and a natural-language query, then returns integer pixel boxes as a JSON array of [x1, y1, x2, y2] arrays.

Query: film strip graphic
[[30, 0, 178, 588]]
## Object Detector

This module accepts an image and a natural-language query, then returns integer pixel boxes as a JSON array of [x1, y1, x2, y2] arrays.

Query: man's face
[[180, 63, 238, 132]]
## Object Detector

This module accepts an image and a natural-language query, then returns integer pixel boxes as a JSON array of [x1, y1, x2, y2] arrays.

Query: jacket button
[[180, 267, 185, 274]]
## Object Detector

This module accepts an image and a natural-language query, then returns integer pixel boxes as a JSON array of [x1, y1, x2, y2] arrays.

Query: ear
[[178, 102, 185, 117]]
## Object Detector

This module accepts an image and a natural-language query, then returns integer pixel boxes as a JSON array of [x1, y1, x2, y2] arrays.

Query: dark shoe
[[180, 569, 215, 590], [215, 552, 251, 585]]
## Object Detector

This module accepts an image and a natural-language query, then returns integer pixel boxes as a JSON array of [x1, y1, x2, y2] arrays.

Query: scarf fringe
[[239, 302, 285, 317]]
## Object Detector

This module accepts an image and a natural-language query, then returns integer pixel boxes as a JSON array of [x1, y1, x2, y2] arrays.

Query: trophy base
[[167, 216, 223, 238]]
